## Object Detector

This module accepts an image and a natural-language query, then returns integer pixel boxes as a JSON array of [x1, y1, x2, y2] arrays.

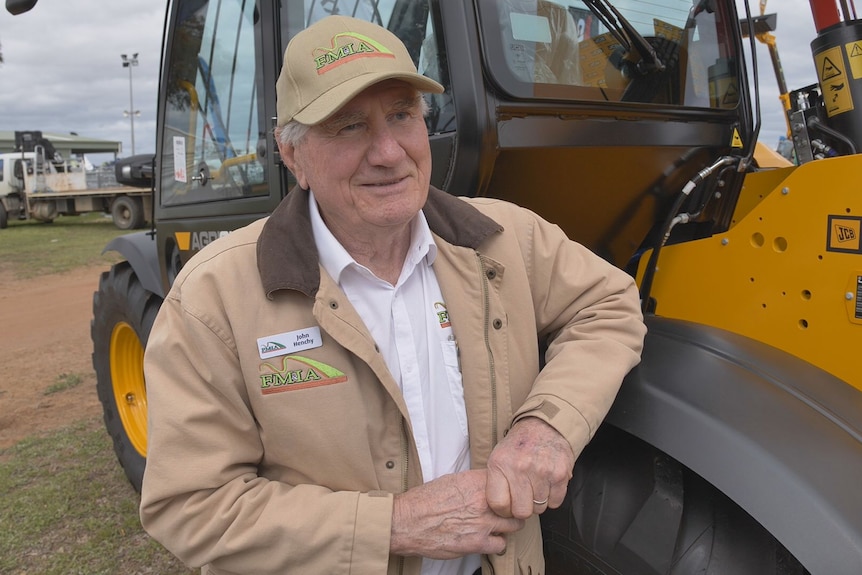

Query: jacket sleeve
[[139, 286, 393, 574], [507, 207, 647, 457]]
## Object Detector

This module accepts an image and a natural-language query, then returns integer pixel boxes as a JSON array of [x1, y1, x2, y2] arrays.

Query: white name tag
[[257, 326, 322, 359]]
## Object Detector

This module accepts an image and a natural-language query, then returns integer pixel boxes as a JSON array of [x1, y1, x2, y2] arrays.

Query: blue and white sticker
[[257, 326, 322, 359]]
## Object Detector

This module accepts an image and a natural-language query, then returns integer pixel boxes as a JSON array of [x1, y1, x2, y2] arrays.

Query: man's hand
[[485, 417, 575, 519], [390, 469, 525, 559]]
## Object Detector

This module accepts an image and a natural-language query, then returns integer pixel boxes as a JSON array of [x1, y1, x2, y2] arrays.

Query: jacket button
[[486, 268, 497, 280], [329, 300, 339, 310], [493, 318, 503, 329], [385, 461, 396, 469]]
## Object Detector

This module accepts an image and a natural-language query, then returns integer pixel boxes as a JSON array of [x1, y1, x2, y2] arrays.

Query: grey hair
[[275, 121, 311, 148], [274, 92, 431, 149]]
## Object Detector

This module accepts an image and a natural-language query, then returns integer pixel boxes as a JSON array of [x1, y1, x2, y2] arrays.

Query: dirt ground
[[0, 265, 108, 450]]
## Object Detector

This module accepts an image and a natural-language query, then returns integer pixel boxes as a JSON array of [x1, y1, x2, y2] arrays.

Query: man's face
[[280, 80, 432, 238]]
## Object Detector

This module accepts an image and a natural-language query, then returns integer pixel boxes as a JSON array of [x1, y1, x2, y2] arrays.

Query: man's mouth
[[365, 176, 407, 187]]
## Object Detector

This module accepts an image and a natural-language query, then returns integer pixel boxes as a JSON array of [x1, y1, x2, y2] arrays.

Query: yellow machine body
[[640, 155, 861, 388]]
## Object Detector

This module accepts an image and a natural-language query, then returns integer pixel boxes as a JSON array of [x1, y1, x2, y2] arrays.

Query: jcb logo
[[828, 216, 862, 253], [835, 225, 857, 242]]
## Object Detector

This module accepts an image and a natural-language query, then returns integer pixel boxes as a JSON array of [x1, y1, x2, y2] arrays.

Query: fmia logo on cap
[[314, 32, 395, 74]]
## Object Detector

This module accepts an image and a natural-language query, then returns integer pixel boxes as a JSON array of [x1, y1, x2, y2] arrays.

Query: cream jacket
[[140, 187, 646, 574]]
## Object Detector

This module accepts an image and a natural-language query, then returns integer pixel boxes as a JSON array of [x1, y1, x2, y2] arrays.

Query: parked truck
[[0, 131, 151, 229], [9, 0, 862, 572]]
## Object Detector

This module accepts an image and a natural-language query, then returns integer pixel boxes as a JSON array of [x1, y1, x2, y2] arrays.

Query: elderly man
[[140, 15, 646, 575]]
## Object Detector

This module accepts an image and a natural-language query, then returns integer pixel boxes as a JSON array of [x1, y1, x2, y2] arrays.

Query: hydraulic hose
[[639, 156, 737, 313]]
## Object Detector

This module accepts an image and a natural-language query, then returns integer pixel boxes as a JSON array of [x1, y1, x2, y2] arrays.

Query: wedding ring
[[532, 498, 549, 505]]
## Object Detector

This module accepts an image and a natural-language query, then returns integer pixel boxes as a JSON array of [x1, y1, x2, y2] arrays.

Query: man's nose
[[366, 125, 406, 166]]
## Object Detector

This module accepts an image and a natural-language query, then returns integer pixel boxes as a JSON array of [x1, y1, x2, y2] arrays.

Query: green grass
[[0, 213, 131, 278], [44, 372, 84, 396], [0, 220, 194, 573], [0, 418, 196, 575]]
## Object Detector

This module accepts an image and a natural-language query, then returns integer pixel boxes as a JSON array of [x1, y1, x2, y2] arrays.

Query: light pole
[[121, 53, 140, 155]]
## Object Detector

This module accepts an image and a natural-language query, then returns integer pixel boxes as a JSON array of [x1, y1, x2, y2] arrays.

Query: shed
[[0, 130, 122, 160]]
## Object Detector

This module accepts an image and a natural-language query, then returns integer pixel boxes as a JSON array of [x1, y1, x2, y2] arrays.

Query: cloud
[[0, 0, 829, 160], [0, 0, 163, 160]]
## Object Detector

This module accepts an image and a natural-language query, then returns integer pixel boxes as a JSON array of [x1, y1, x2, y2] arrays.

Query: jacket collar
[[257, 186, 503, 298]]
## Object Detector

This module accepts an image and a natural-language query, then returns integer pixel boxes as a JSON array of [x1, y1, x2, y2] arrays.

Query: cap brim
[[292, 72, 444, 125]]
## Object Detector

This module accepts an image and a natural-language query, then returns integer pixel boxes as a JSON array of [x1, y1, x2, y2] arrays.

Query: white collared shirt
[[309, 191, 479, 575]]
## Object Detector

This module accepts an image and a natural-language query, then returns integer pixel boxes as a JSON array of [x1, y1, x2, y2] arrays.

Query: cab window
[[161, 0, 268, 206], [479, 0, 740, 109]]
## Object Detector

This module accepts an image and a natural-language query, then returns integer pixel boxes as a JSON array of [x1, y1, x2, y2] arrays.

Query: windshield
[[478, 0, 741, 109]]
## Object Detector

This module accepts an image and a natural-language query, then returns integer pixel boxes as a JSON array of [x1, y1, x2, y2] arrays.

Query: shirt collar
[[258, 186, 502, 299], [308, 189, 437, 286]]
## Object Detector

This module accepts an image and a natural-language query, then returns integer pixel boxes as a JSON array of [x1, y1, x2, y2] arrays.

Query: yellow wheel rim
[[109, 321, 148, 458]]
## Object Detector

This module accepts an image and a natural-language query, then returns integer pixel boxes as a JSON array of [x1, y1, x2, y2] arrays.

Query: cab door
[[155, 0, 282, 283]]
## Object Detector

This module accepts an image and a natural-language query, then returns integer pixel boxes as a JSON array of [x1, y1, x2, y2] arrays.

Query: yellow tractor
[[10, 0, 862, 572]]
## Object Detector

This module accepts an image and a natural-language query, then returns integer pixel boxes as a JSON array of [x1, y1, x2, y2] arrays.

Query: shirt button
[[385, 461, 396, 469]]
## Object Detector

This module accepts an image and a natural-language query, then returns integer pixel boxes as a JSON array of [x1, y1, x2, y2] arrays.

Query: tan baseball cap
[[276, 15, 444, 126]]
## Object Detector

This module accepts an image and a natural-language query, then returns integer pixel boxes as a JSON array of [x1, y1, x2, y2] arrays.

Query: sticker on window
[[510, 13, 552, 44], [173, 136, 187, 183]]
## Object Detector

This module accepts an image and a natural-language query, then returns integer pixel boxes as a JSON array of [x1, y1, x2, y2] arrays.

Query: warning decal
[[820, 54, 842, 81], [816, 47, 854, 117], [856, 276, 862, 320], [710, 77, 740, 109], [847, 41, 862, 79], [827, 215, 862, 253], [723, 81, 740, 106]]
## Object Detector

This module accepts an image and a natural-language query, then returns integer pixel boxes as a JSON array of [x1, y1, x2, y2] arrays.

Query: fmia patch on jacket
[[259, 355, 347, 395]]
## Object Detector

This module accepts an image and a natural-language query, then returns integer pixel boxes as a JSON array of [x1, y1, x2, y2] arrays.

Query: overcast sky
[[0, 0, 823, 164]]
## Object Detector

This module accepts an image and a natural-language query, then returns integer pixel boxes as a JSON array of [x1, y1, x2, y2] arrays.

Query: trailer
[[0, 131, 151, 230]]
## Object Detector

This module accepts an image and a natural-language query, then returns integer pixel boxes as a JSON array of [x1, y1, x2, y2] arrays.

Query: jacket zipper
[[398, 419, 409, 574]]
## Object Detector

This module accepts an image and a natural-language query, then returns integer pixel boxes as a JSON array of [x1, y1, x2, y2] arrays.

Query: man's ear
[[275, 135, 308, 189]]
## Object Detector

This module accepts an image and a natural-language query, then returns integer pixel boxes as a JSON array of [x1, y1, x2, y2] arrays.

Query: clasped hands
[[390, 417, 575, 559]]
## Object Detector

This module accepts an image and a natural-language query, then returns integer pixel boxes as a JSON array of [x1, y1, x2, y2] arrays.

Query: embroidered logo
[[313, 32, 395, 74], [434, 302, 451, 328], [259, 355, 348, 395]]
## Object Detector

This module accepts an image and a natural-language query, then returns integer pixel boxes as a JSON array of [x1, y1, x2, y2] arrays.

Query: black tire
[[0, 203, 7, 229], [111, 195, 145, 230], [91, 261, 162, 492], [541, 426, 808, 575]]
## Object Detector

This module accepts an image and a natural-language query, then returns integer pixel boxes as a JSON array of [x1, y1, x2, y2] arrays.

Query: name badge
[[257, 326, 322, 359]]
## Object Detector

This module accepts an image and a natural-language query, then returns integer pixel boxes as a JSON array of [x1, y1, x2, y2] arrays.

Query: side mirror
[[6, 0, 38, 15], [115, 154, 155, 188]]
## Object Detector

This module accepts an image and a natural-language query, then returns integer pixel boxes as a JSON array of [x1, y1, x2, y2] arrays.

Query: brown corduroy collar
[[257, 186, 503, 298]]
